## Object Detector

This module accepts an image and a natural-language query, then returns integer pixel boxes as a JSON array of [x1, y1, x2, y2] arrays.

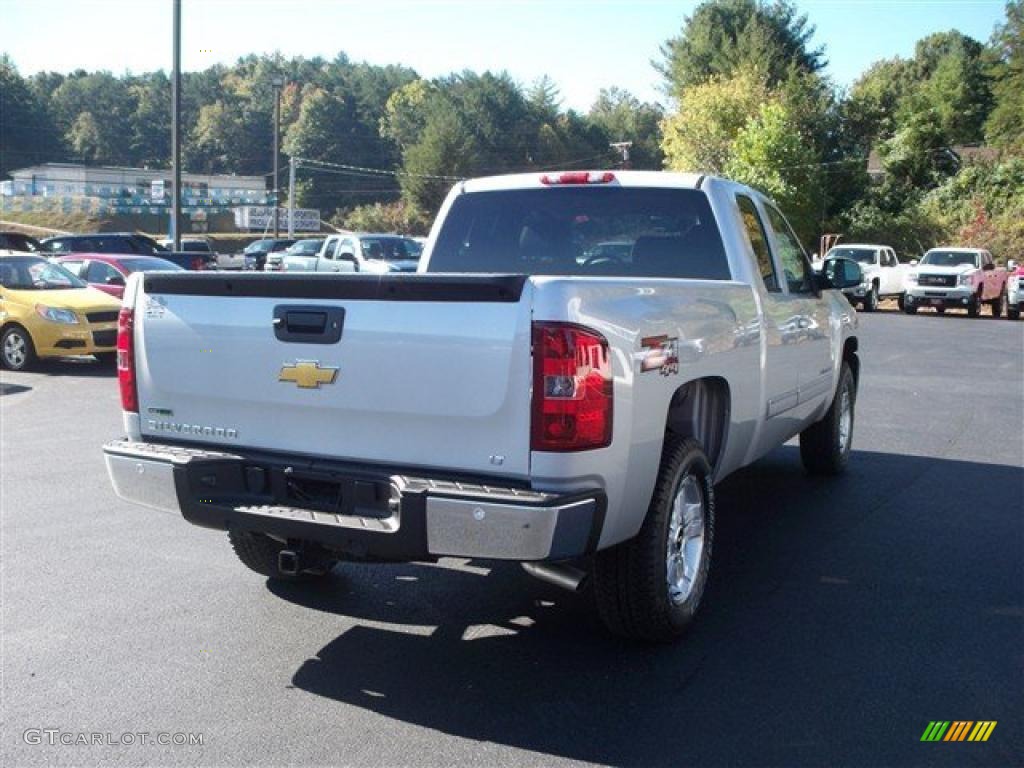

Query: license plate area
[[281, 471, 394, 519]]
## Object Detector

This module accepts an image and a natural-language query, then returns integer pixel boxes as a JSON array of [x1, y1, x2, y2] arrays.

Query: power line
[[295, 156, 464, 181]]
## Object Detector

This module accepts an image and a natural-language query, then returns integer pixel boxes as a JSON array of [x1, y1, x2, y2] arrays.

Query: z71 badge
[[640, 335, 680, 376]]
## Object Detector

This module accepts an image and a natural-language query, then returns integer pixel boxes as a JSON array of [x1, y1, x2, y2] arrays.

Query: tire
[[903, 302, 918, 315], [1, 325, 37, 371], [935, 306, 945, 315], [228, 528, 335, 582], [967, 293, 980, 318], [95, 351, 118, 366], [861, 284, 878, 312], [593, 435, 714, 642], [991, 290, 1005, 318], [800, 362, 856, 476], [897, 294, 906, 312], [1009, 303, 1021, 321]]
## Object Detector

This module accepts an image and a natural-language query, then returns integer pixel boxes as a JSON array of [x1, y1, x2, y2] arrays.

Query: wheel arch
[[842, 336, 860, 391], [664, 377, 731, 475]]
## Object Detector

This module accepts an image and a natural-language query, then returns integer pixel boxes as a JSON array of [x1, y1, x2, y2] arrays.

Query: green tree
[[67, 112, 102, 164], [0, 57, 65, 176], [726, 101, 823, 241], [907, 31, 993, 145], [985, 0, 1024, 149], [400, 107, 479, 214], [658, 0, 825, 97], [842, 58, 912, 150], [661, 69, 770, 173], [48, 71, 136, 165], [588, 87, 665, 169], [341, 200, 429, 234], [380, 80, 435, 150], [129, 72, 171, 167]]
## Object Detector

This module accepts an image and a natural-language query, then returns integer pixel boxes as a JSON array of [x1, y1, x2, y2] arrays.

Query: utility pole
[[287, 156, 296, 237], [171, 0, 182, 250], [610, 141, 632, 169], [270, 75, 284, 238]]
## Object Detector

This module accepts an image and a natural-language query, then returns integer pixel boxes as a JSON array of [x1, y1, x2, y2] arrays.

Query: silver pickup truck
[[103, 171, 863, 641]]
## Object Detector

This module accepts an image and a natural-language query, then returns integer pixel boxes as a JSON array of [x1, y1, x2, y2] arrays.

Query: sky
[[0, 0, 1011, 110]]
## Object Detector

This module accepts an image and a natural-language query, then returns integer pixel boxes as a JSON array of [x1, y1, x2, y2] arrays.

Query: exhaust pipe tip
[[278, 549, 300, 576], [522, 562, 589, 592]]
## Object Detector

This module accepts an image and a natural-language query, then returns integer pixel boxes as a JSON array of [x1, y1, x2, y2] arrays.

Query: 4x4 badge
[[279, 361, 339, 389]]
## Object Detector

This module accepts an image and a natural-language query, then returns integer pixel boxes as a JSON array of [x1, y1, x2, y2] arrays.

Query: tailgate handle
[[273, 305, 345, 344]]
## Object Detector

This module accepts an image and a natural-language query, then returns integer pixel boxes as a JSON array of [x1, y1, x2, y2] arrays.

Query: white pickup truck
[[824, 243, 907, 311], [103, 171, 863, 641], [304, 233, 420, 274]]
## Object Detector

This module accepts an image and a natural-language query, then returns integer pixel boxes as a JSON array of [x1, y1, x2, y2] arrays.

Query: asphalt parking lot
[[1, 308, 1022, 768]]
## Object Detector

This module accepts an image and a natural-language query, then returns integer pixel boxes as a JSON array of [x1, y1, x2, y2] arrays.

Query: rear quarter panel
[[529, 277, 762, 548]]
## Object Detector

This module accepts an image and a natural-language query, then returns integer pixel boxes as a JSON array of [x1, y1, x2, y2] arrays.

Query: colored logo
[[921, 721, 997, 742], [279, 361, 339, 389], [640, 335, 680, 376]]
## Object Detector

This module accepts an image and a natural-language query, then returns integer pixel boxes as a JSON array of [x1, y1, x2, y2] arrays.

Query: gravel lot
[[2, 309, 1022, 768]]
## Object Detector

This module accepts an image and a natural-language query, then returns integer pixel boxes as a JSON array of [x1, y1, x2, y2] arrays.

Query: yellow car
[[0, 254, 122, 370]]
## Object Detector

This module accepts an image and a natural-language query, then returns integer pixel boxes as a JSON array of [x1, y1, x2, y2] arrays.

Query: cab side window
[[736, 195, 779, 292], [323, 239, 338, 259], [61, 260, 85, 277], [765, 205, 814, 294], [86, 261, 122, 284]]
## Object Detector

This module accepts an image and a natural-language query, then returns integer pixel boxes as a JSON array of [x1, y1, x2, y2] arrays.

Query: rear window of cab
[[428, 187, 730, 280]]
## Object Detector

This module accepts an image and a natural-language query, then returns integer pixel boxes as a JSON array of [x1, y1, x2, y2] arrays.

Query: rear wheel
[[1009, 301, 1021, 321], [95, 351, 118, 366], [593, 436, 714, 642], [897, 294, 906, 312], [1, 326, 36, 371], [228, 529, 335, 582], [800, 362, 856, 476], [903, 301, 918, 315]]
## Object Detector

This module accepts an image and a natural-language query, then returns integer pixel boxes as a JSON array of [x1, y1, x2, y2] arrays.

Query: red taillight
[[117, 306, 138, 413], [531, 322, 613, 452], [540, 171, 616, 186]]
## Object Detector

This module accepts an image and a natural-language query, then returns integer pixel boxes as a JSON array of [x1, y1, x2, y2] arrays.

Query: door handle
[[273, 305, 345, 344]]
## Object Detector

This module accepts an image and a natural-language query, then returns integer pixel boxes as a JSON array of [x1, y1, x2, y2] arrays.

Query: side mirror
[[910, 259, 919, 267], [1007, 260, 1017, 270], [822, 257, 863, 290], [105, 274, 125, 286]]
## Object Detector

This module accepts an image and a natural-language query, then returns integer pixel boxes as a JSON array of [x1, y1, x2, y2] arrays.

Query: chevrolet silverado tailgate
[[131, 273, 533, 479]]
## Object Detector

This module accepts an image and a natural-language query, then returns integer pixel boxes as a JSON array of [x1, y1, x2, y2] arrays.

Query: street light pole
[[171, 0, 182, 250], [271, 75, 284, 239], [287, 156, 296, 238]]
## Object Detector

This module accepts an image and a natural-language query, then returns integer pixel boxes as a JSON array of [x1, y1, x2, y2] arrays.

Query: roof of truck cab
[[460, 170, 706, 193]]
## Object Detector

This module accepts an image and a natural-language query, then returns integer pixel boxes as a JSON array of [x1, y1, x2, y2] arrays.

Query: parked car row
[[821, 243, 1020, 319], [279, 233, 421, 273], [0, 254, 122, 370]]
